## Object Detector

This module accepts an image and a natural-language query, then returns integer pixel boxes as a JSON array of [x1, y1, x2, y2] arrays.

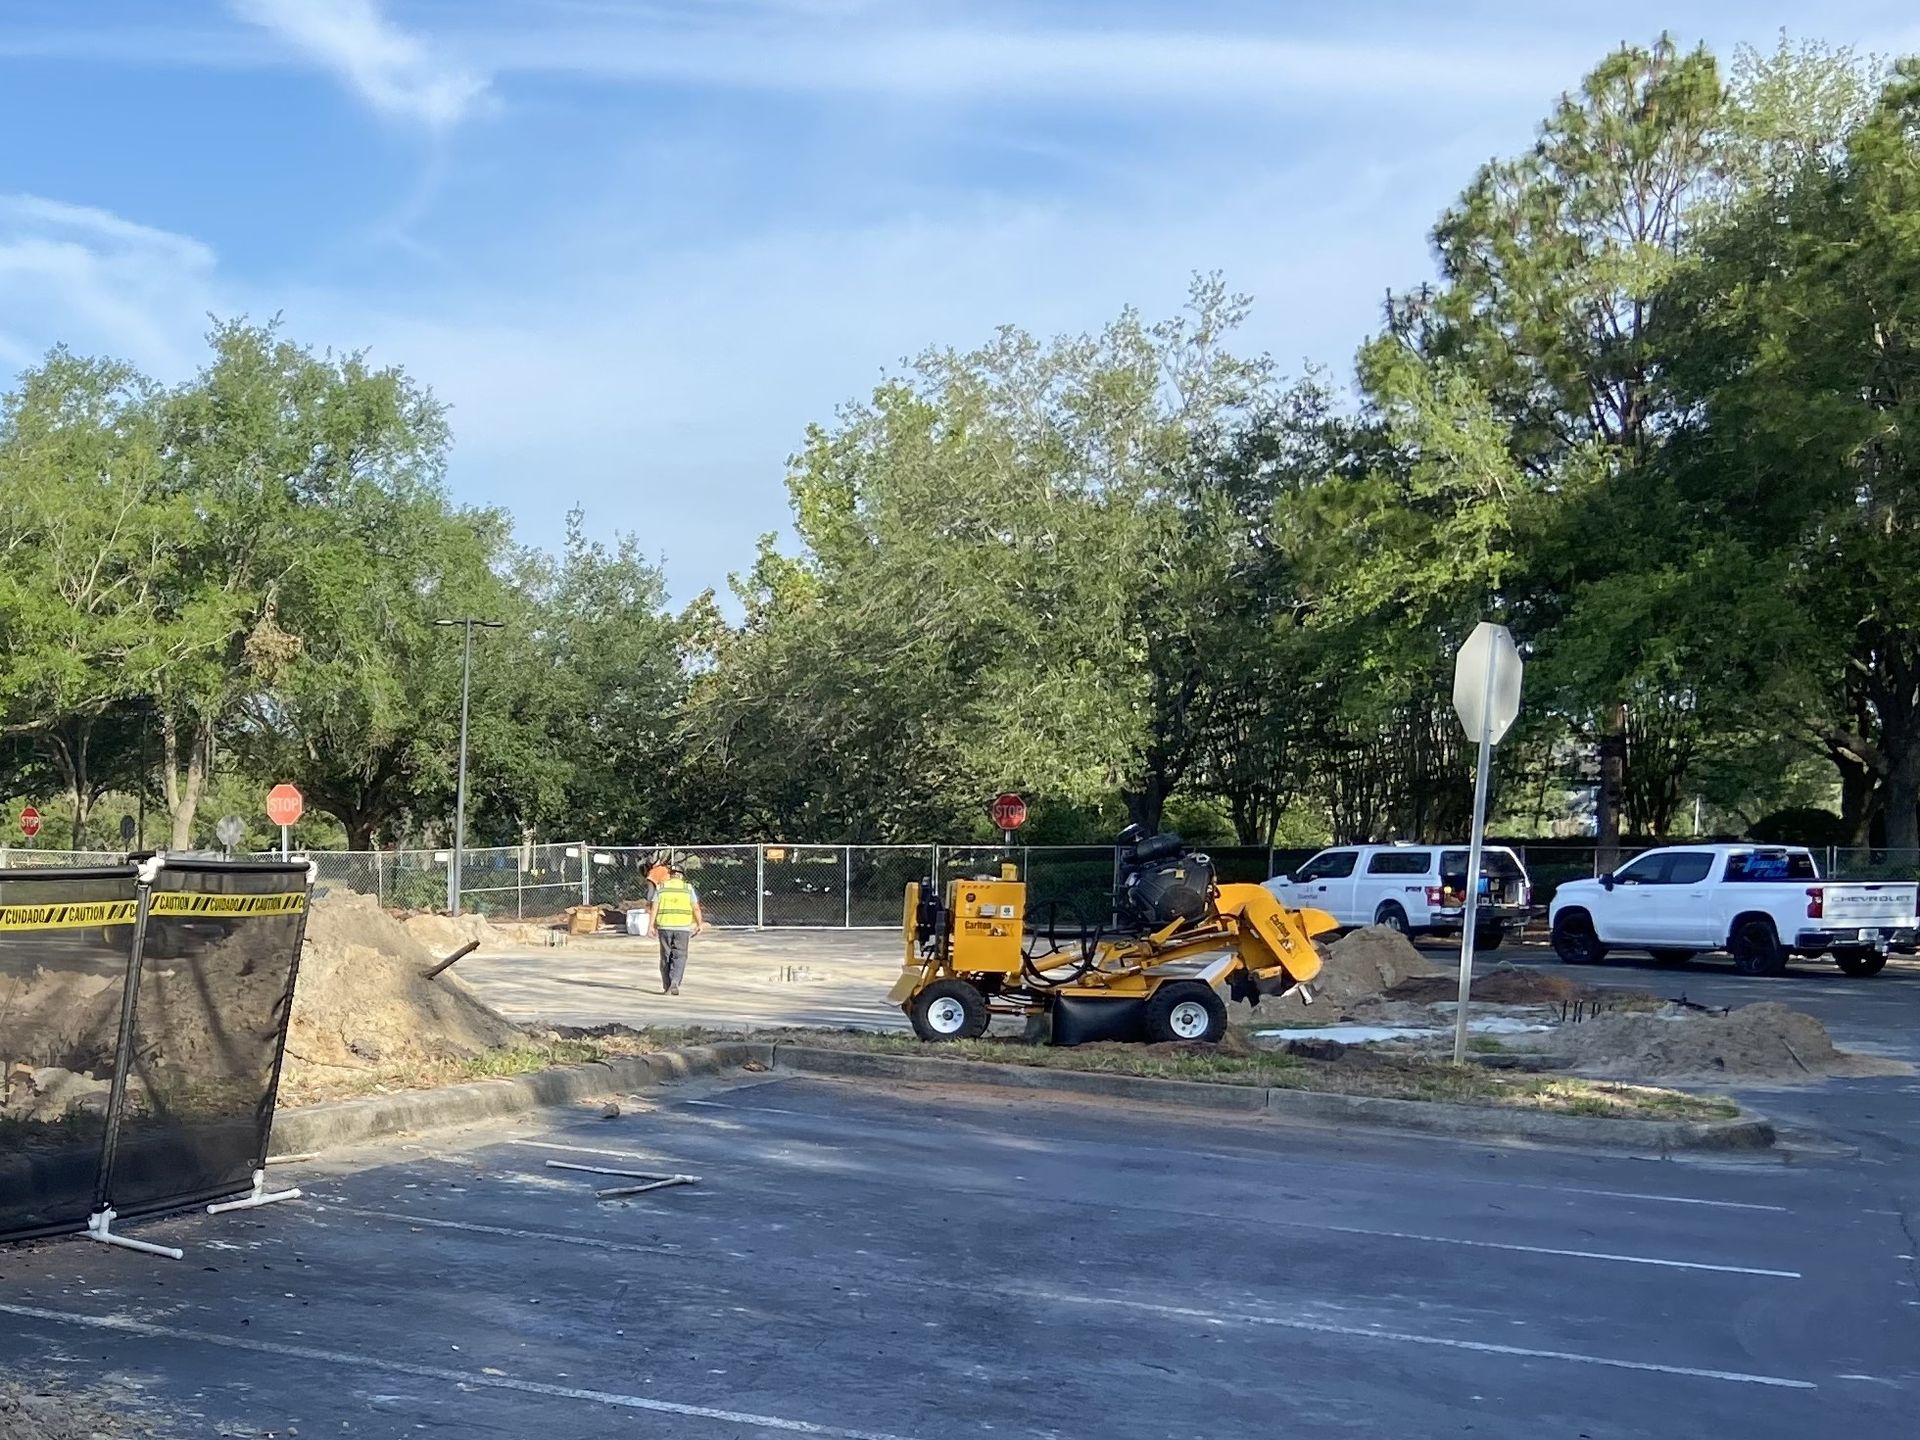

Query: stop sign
[[19, 806, 41, 839], [266, 784, 304, 827], [989, 792, 1028, 830]]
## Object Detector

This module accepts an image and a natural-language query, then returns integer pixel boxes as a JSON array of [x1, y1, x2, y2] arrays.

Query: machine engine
[[1115, 831, 1215, 933]]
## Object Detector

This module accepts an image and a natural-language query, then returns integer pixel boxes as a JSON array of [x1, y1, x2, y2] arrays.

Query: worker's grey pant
[[657, 927, 693, 992]]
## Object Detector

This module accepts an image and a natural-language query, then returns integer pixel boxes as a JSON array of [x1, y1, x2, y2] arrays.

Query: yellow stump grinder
[[888, 830, 1338, 1045]]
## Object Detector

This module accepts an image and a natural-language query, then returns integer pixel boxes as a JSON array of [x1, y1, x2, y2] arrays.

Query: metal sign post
[[1451, 623, 1523, 1064]]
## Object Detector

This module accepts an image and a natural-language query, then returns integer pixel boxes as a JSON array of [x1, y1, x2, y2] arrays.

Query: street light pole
[[436, 618, 505, 915]]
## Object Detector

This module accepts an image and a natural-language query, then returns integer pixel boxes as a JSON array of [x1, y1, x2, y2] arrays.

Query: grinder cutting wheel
[[887, 829, 1338, 1046]]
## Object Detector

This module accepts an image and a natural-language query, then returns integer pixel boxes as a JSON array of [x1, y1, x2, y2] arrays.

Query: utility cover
[[1453, 622, 1523, 744]]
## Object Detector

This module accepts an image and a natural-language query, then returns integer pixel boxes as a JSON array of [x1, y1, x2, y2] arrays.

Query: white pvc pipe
[[207, 1170, 302, 1215], [85, 1209, 183, 1261]]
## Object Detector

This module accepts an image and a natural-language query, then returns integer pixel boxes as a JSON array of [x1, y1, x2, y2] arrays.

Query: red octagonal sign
[[266, 784, 304, 828], [989, 792, 1028, 831], [19, 806, 41, 839]]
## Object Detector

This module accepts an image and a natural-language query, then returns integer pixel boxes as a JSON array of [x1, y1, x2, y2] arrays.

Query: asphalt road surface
[[2, 1068, 1915, 1437]]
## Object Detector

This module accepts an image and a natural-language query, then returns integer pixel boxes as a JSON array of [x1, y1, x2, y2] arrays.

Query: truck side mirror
[[1599, 873, 1616, 891]]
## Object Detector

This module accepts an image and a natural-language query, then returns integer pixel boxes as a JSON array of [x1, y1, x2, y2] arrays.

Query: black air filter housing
[[1119, 842, 1215, 931]]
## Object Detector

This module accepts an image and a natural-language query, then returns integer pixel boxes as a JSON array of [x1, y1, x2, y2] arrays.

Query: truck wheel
[[1729, 919, 1788, 977], [1551, 910, 1606, 965], [1649, 949, 1695, 967], [1833, 948, 1888, 978], [909, 979, 989, 1041], [1374, 902, 1410, 936], [1472, 923, 1506, 952], [1145, 982, 1227, 1044]]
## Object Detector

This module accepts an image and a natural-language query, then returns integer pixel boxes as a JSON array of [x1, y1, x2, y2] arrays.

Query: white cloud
[[0, 196, 219, 379], [451, 18, 1583, 106], [228, 0, 489, 128]]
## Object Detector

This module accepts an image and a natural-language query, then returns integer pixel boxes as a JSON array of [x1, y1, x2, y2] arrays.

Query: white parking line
[[666, 1085, 1794, 1216], [512, 1122, 1794, 1277], [0, 1302, 916, 1439], [508, 1139, 678, 1163], [1011, 1290, 1817, 1389], [1312, 1223, 1800, 1278], [684, 1098, 815, 1117], [1533, 1186, 1787, 1214], [317, 1205, 683, 1255]]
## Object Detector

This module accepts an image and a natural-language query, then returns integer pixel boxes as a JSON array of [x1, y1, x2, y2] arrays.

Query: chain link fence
[[16, 837, 1912, 928]]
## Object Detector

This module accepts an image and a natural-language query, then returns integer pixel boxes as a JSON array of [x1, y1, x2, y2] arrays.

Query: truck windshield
[[1724, 851, 1817, 881]]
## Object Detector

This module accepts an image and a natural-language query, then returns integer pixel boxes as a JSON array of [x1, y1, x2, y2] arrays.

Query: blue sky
[[2, 1, 1914, 605]]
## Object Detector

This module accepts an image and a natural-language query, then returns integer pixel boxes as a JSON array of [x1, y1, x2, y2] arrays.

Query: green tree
[[0, 351, 187, 845], [152, 319, 453, 848], [1659, 65, 1920, 845]]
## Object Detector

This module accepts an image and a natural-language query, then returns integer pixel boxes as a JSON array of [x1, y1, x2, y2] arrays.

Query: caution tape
[[0, 890, 307, 931], [0, 900, 137, 930], [149, 891, 307, 918]]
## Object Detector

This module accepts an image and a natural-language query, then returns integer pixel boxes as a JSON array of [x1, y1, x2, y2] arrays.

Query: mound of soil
[[1383, 967, 1652, 1008], [1547, 1001, 1909, 1081], [284, 891, 522, 1089], [1142, 1028, 1258, 1059], [1265, 925, 1446, 1016], [405, 911, 511, 956]]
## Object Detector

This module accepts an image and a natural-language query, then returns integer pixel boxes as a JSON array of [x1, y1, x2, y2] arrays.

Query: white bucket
[[626, 908, 652, 937]]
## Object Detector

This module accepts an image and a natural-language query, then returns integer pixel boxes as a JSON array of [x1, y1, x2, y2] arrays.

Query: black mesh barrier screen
[[0, 868, 141, 1241], [104, 861, 311, 1219]]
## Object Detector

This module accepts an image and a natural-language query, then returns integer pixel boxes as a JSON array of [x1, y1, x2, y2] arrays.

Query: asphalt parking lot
[[3, 1065, 1917, 1437]]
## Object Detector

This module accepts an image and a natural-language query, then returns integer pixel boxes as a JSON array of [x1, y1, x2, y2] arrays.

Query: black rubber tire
[[1145, 981, 1228, 1044], [1551, 910, 1606, 965], [1374, 902, 1410, 936], [1649, 948, 1695, 967], [909, 978, 990, 1041], [1833, 948, 1888, 978], [1472, 922, 1506, 952], [1729, 918, 1788, 977]]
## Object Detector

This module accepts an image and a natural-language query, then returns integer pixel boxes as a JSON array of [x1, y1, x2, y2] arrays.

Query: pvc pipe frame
[[85, 1208, 184, 1261], [207, 1169, 303, 1216]]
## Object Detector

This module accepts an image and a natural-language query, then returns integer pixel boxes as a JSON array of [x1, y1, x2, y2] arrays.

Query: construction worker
[[647, 864, 704, 995]]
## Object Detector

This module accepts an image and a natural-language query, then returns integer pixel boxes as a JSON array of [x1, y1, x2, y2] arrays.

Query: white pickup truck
[[1549, 844, 1918, 977]]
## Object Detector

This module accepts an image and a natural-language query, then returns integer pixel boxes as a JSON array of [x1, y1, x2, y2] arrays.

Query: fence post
[[582, 845, 592, 908], [1266, 844, 1275, 880], [844, 846, 852, 928], [756, 845, 766, 929]]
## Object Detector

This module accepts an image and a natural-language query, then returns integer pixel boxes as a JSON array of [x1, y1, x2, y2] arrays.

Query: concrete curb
[[767, 1045, 1775, 1153], [268, 1042, 773, 1155]]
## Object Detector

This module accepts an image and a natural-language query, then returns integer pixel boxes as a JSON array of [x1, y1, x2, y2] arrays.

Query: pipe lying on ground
[[423, 940, 480, 979]]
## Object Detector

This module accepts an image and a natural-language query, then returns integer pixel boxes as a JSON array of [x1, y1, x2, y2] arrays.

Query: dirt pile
[[1380, 967, 1660, 1009], [284, 891, 522, 1088], [405, 911, 514, 955], [1266, 925, 1446, 1016], [0, 1379, 178, 1438], [1548, 1001, 1909, 1081]]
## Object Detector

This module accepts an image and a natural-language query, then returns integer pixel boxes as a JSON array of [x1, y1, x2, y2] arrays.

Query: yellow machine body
[[889, 870, 1338, 1044]]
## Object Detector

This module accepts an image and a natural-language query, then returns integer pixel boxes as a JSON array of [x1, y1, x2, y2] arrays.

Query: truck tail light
[[1425, 887, 1444, 906], [1806, 886, 1824, 919]]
